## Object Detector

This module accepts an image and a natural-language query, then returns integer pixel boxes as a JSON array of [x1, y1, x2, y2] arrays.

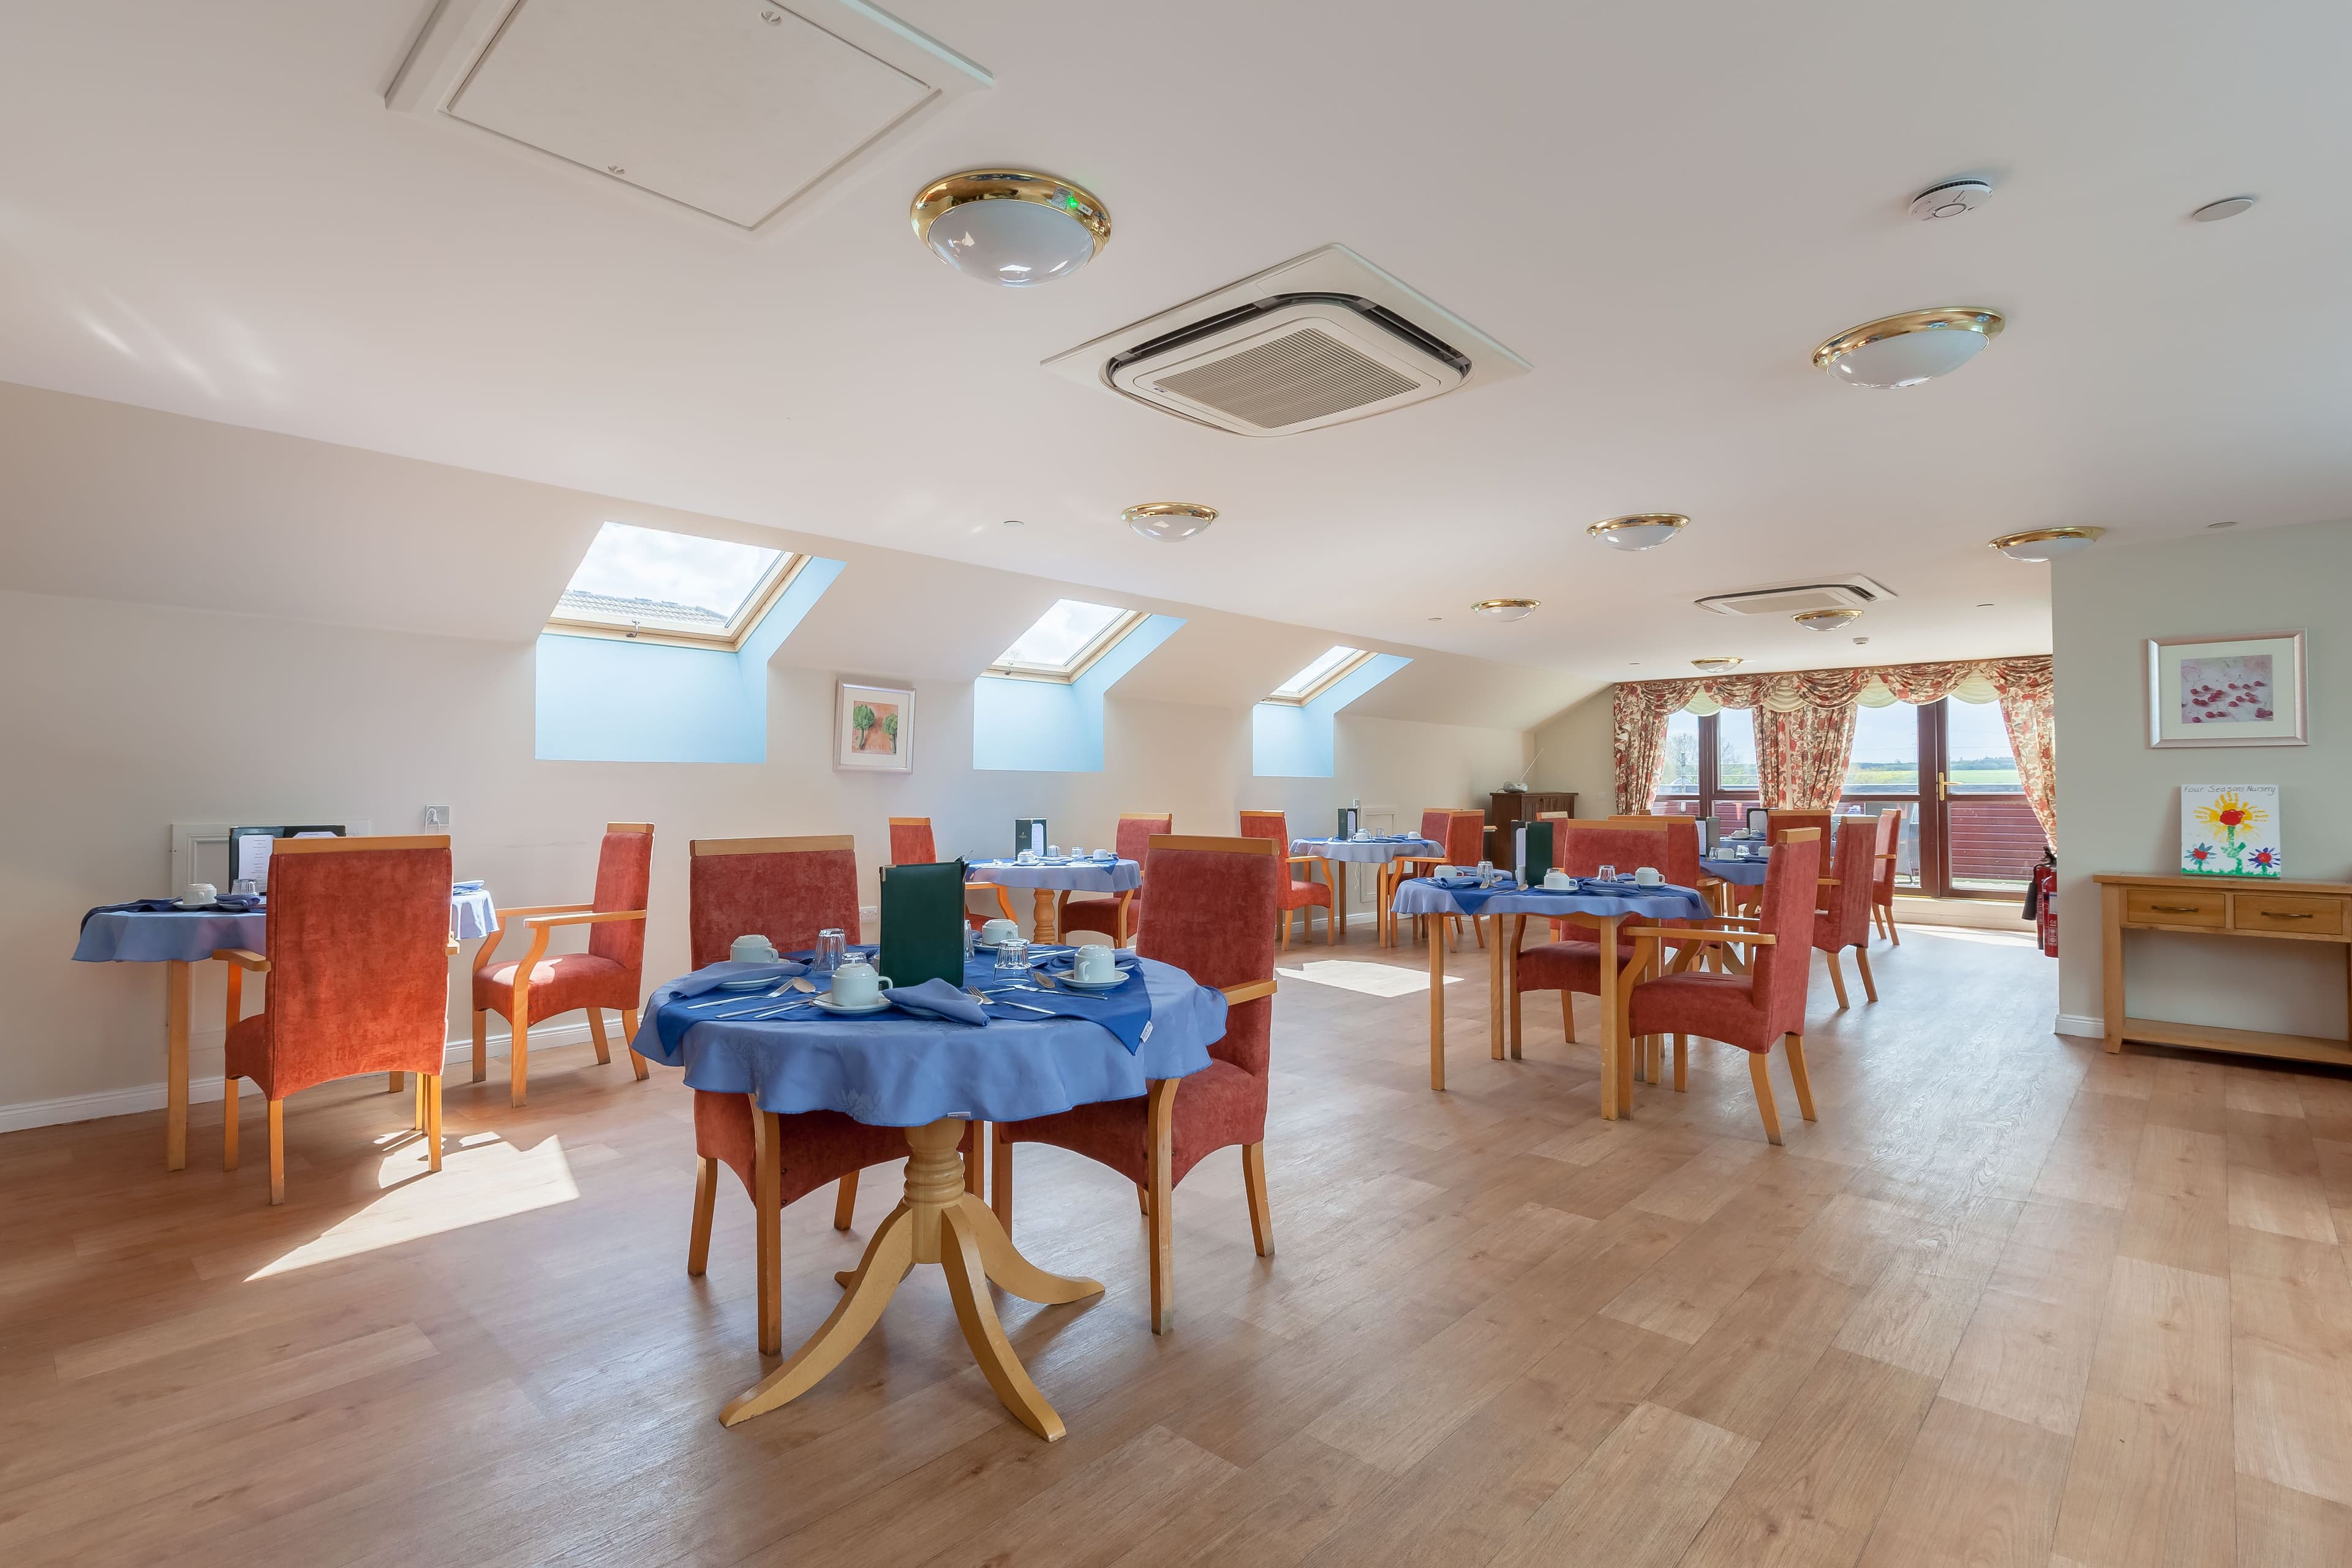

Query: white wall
[[2052, 518, 2352, 1038], [1528, 686, 1616, 814]]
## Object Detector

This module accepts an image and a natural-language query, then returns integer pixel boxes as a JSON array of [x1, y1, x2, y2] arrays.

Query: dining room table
[[963, 856, 1142, 944], [1288, 835, 1439, 943], [72, 883, 500, 1169], [1390, 873, 1713, 1117], [627, 943, 1247, 1442]]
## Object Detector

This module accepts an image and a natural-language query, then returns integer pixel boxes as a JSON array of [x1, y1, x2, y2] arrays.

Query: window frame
[[984, 605, 1150, 684], [1262, 646, 1377, 706], [544, 537, 805, 652]]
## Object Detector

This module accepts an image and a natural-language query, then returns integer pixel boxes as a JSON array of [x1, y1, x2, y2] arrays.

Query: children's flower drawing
[[2180, 785, 2280, 877]]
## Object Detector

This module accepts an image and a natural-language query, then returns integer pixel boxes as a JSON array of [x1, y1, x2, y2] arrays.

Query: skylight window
[[548, 522, 799, 647], [1268, 645, 1373, 703], [987, 599, 1145, 680]]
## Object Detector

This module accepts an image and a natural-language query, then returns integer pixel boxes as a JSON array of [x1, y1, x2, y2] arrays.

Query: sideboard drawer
[[2125, 888, 2226, 928], [2230, 894, 2346, 937]]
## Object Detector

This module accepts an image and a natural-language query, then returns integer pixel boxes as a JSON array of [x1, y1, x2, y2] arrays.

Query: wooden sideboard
[[2093, 872, 2352, 1067], [1485, 791, 1577, 859]]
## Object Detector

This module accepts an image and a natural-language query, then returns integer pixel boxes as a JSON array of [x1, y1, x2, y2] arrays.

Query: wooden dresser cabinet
[[1486, 791, 1577, 861], [2094, 872, 2352, 1066]]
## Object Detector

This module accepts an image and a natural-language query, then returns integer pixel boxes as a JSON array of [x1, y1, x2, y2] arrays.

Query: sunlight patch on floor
[[1896, 924, 2037, 947], [247, 1134, 578, 1280], [1276, 959, 1460, 997]]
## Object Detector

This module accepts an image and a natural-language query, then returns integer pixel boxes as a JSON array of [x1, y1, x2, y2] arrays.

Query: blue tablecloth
[[1700, 856, 1771, 887], [74, 887, 500, 963], [627, 954, 1224, 1126], [967, 859, 1142, 893], [1291, 837, 1440, 864], [1391, 878, 1713, 922]]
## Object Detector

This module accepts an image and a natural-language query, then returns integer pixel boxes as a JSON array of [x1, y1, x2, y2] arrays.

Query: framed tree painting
[[2146, 631, 2307, 747], [837, 681, 914, 772]]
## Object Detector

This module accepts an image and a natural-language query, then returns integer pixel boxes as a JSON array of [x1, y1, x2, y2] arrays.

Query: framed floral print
[[837, 681, 914, 772], [2146, 631, 2307, 748]]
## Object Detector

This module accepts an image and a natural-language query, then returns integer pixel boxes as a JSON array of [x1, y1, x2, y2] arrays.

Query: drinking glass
[[993, 938, 1029, 977], [1596, 864, 1616, 883], [1477, 859, 1495, 887], [231, 878, 260, 897], [812, 928, 848, 974]]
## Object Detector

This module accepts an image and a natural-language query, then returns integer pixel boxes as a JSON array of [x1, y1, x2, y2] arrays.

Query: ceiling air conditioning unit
[[1695, 576, 1898, 617], [1042, 245, 1530, 437]]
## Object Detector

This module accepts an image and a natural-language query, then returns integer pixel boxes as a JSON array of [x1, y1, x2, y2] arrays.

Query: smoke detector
[[1042, 246, 1530, 437], [1910, 179, 1992, 221], [1695, 575, 1894, 617]]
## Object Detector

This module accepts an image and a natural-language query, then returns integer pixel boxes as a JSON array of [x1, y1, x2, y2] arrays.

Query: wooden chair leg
[[1562, 998, 1578, 1045], [832, 1169, 859, 1231], [1747, 1054, 1782, 1147], [1137, 1181, 1150, 1216], [586, 1008, 612, 1065], [1147, 1079, 1177, 1335], [471, 1009, 488, 1084], [222, 1074, 239, 1170], [413, 1075, 425, 1131], [622, 1006, 649, 1080], [1888, 909, 1901, 946], [687, 1156, 717, 1276], [1785, 1034, 1817, 1122], [1242, 1141, 1274, 1257], [1472, 913, 1485, 949], [509, 1014, 529, 1108], [1825, 951, 1849, 1009], [992, 1133, 1014, 1234], [426, 1075, 443, 1171], [1280, 908, 1293, 950], [389, 1071, 404, 1093], [267, 1099, 286, 1204], [1673, 1034, 1687, 1092], [1855, 949, 1879, 1003]]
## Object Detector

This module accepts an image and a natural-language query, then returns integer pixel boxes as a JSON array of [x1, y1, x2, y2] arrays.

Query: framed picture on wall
[[2146, 631, 2307, 748], [837, 680, 914, 772]]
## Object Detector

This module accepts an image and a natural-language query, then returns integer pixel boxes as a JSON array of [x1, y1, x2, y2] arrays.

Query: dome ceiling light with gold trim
[[1813, 308, 2003, 388], [1793, 608, 1863, 631], [1691, 657, 1744, 672], [1472, 598, 1539, 622], [1587, 514, 1687, 552], [1122, 502, 1216, 542], [1989, 526, 2103, 562], [911, 170, 1110, 287]]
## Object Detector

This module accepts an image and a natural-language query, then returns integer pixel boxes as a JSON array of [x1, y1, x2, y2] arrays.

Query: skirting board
[[2054, 1013, 2106, 1040], [0, 1019, 600, 1135]]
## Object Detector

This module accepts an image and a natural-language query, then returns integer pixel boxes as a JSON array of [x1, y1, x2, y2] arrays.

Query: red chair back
[[259, 835, 453, 1090], [1768, 810, 1834, 860], [1751, 830, 1822, 1036], [1441, 809, 1486, 865], [1237, 810, 1290, 850], [1872, 808, 1904, 900], [886, 816, 937, 865], [1140, 835, 1279, 1076], [1815, 820, 1876, 954], [688, 835, 859, 968], [1114, 813, 1172, 864], [1555, 824, 1666, 878], [1418, 808, 1452, 846], [588, 823, 654, 974], [1607, 815, 1702, 886]]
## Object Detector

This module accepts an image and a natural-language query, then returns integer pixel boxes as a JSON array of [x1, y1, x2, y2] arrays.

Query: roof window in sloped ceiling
[[548, 521, 801, 649]]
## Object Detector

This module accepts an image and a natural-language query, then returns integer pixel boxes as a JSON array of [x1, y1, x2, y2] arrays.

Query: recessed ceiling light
[[1909, 178, 1992, 221], [1852, 636, 1869, 645], [911, 170, 1110, 287], [1121, 502, 1216, 542], [1427, 616, 1442, 621], [1001, 518, 1025, 527], [1814, 308, 2004, 388], [1472, 598, 1539, 622], [1691, 656, 1744, 671], [1989, 526, 2103, 562], [2207, 519, 2239, 530], [1587, 514, 1688, 551], [1794, 608, 1862, 631], [2192, 195, 2257, 222], [1977, 601, 1995, 608]]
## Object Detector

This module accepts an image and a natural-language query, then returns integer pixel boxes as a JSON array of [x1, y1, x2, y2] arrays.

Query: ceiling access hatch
[[1695, 576, 1897, 616], [386, 0, 990, 232]]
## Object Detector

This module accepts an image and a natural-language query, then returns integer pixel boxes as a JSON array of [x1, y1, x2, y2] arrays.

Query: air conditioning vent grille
[[1148, 326, 1421, 431], [1694, 575, 1897, 617]]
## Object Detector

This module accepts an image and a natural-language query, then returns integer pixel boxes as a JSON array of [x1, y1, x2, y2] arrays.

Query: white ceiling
[[1, 0, 2347, 692]]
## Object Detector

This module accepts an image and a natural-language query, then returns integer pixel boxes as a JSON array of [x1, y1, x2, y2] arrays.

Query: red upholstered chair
[[1871, 807, 1904, 944], [1239, 810, 1331, 949], [1058, 812, 1172, 947], [1515, 824, 1670, 1047], [889, 816, 1015, 930], [683, 835, 916, 1354], [1815, 818, 1880, 1008], [1380, 808, 1460, 946], [993, 834, 1281, 1333], [214, 835, 455, 1205], [1622, 829, 1823, 1145], [470, 821, 653, 1107], [1398, 809, 1491, 951]]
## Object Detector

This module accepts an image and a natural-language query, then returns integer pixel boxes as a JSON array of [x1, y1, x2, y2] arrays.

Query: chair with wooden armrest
[[471, 822, 655, 1107], [1616, 829, 1822, 1144], [1813, 820, 1880, 1008], [217, 835, 454, 1205], [994, 835, 1281, 1333], [1058, 812, 1172, 948], [889, 816, 1016, 929], [1378, 808, 1457, 946], [1238, 810, 1332, 949]]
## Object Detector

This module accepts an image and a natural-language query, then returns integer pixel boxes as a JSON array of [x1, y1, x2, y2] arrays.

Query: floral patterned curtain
[[1754, 702, 1861, 809], [1611, 679, 1699, 813], [1988, 658, 2057, 848]]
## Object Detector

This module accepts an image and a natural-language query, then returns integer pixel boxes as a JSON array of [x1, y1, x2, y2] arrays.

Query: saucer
[[173, 899, 215, 910], [1047, 967, 1129, 991], [716, 974, 779, 992], [813, 994, 891, 1015]]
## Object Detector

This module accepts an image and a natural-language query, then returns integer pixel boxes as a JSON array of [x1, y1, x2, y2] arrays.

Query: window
[[987, 599, 1147, 681], [1657, 710, 1700, 794], [1945, 699, 2021, 792], [1842, 702, 1921, 794], [548, 522, 799, 649], [1716, 708, 1758, 791], [1267, 645, 1375, 704]]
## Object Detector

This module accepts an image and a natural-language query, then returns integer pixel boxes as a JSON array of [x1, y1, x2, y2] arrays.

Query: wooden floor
[[7, 920, 2352, 1567]]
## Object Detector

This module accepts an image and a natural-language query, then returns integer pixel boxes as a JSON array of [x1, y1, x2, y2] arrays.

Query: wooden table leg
[[2101, 881, 2125, 1054], [1428, 908, 1447, 1091], [1488, 916, 1506, 1061], [1334, 862, 1348, 941], [752, 1102, 782, 1355], [1596, 915, 1622, 1120], [1508, 915, 1525, 1060], [1031, 888, 1058, 945], [165, 959, 190, 1171], [720, 1117, 1101, 1438]]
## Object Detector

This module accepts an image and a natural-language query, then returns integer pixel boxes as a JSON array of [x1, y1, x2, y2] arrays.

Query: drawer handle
[[2256, 910, 2316, 920], [2149, 904, 2203, 913]]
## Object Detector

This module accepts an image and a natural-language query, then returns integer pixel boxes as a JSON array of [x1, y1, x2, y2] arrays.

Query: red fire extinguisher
[[2035, 859, 2059, 957]]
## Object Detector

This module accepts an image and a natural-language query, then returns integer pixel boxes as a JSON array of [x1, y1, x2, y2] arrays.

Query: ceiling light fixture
[[1587, 514, 1688, 551], [1691, 657, 1744, 672], [911, 170, 1110, 287], [1814, 308, 2004, 388], [1989, 526, 2103, 562], [2207, 519, 2239, 530], [1472, 598, 1539, 622], [1793, 609, 1862, 631], [1909, 178, 1992, 221], [1121, 502, 1216, 542], [1001, 518, 1025, 527], [2192, 195, 2257, 222]]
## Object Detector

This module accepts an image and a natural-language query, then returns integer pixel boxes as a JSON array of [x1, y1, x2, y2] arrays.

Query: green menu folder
[[879, 859, 968, 990], [1520, 820, 1555, 888]]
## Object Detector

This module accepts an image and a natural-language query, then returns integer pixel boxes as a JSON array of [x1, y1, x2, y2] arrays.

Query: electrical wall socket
[[423, 805, 451, 829]]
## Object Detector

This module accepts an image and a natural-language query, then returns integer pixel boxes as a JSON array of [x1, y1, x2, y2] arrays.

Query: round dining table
[[628, 949, 1237, 1442], [965, 857, 1142, 943], [1289, 836, 1439, 942]]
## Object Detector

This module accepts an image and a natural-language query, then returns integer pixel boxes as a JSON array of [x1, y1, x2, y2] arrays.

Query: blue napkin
[[963, 955, 1153, 1054], [644, 961, 813, 1052], [80, 895, 264, 930], [453, 880, 486, 893], [670, 959, 808, 999], [886, 978, 987, 1025]]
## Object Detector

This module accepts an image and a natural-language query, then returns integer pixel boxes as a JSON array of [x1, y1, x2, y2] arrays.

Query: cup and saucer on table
[[1043, 943, 1129, 991], [175, 882, 218, 910], [974, 917, 1022, 951], [715, 935, 788, 990], [814, 958, 893, 1014]]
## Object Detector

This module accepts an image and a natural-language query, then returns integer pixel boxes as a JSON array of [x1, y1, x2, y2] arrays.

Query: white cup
[[1543, 869, 1573, 891], [981, 918, 1019, 946], [829, 959, 891, 1007], [731, 934, 778, 964], [184, 882, 217, 904], [1634, 866, 1664, 886], [1435, 865, 1458, 880], [1015, 850, 1039, 865], [1074, 943, 1118, 983], [1352, 829, 1372, 842]]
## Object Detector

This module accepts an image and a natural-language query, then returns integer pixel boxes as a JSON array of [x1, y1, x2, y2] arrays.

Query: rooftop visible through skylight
[[553, 522, 790, 640], [1271, 645, 1365, 700], [993, 599, 1131, 673]]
